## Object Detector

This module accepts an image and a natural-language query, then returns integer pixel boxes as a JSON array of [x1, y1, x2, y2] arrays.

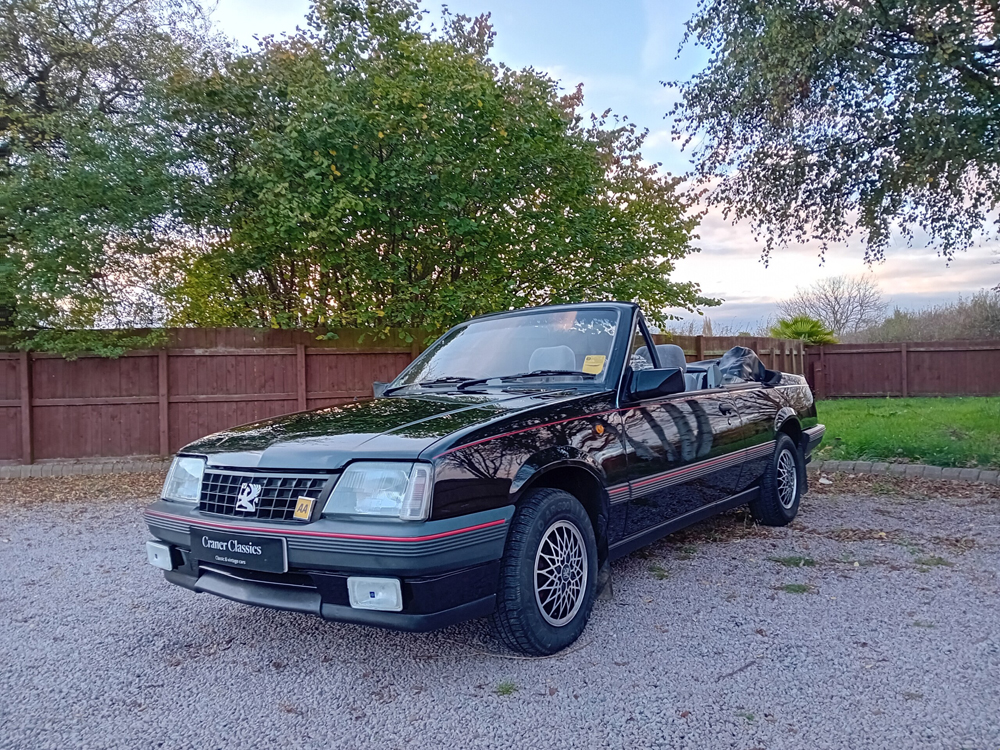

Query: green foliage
[[0, 0, 217, 333], [914, 555, 952, 568], [780, 583, 812, 594], [769, 556, 816, 568], [1, 0, 713, 354], [856, 289, 1000, 342], [16, 329, 168, 359], [769, 315, 838, 345], [163, 0, 713, 334], [816, 397, 1000, 468], [648, 563, 669, 580], [495, 680, 518, 696], [778, 275, 885, 337], [673, 1, 1000, 264]]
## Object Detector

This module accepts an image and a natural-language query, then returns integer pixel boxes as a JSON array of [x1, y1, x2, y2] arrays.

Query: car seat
[[684, 362, 723, 390], [634, 344, 688, 377]]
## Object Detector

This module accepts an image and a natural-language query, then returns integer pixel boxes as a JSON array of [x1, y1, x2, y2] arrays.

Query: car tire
[[749, 432, 804, 527], [489, 487, 598, 656]]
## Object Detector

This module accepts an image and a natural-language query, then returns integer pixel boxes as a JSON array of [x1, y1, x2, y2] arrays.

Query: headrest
[[634, 344, 687, 373], [655, 344, 687, 373], [528, 345, 577, 373]]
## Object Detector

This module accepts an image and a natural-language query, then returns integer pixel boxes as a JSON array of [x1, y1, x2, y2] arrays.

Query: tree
[[0, 0, 216, 335], [769, 315, 838, 345], [672, 1, 1000, 266], [162, 0, 713, 334], [856, 289, 1000, 341], [778, 275, 885, 337]]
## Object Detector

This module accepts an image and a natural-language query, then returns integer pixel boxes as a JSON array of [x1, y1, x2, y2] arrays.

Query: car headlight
[[162, 456, 205, 504], [324, 462, 434, 521]]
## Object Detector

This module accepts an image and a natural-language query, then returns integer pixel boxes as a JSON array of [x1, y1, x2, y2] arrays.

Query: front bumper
[[144, 502, 513, 631]]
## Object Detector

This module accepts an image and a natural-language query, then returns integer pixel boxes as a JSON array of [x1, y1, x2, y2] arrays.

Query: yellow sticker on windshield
[[582, 354, 606, 374]]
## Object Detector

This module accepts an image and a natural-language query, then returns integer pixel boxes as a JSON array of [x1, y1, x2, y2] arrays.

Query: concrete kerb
[[809, 459, 1000, 485], [0, 458, 171, 480]]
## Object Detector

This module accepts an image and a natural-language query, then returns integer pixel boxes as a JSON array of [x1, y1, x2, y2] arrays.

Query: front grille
[[199, 469, 334, 522]]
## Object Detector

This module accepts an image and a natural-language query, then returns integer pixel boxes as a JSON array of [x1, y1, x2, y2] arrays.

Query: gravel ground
[[1, 474, 998, 750]]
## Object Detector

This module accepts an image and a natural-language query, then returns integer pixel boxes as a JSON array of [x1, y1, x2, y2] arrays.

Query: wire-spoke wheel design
[[491, 488, 597, 655], [533, 520, 588, 627], [749, 433, 804, 527], [776, 447, 799, 509]]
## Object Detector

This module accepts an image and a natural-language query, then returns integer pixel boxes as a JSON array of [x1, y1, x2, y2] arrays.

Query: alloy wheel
[[777, 448, 798, 509], [533, 520, 588, 627]]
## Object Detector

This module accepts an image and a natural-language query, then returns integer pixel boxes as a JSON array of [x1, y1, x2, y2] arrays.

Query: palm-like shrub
[[769, 315, 838, 345]]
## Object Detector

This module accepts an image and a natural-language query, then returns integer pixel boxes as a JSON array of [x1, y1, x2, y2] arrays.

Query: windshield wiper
[[382, 376, 474, 396], [456, 370, 596, 391]]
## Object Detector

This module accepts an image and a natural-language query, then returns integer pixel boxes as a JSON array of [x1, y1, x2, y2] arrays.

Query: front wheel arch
[[513, 462, 610, 565]]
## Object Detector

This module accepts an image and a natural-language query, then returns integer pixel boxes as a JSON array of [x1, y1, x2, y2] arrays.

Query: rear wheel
[[748, 432, 804, 526], [490, 488, 598, 656]]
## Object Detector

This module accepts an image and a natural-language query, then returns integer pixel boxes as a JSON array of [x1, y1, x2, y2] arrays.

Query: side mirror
[[628, 367, 685, 401], [373, 381, 388, 397]]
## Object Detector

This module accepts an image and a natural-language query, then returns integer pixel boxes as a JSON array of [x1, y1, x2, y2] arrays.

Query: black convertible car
[[145, 302, 824, 655]]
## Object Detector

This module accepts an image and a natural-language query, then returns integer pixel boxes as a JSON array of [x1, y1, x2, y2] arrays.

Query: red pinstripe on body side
[[144, 509, 506, 542], [629, 451, 746, 489]]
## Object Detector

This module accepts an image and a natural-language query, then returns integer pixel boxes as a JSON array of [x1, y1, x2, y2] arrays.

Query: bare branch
[[778, 275, 887, 336]]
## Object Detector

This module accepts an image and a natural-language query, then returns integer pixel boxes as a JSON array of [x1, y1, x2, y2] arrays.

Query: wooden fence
[[0, 330, 804, 464], [806, 340, 1000, 398], [659, 335, 807, 375], [0, 329, 417, 464]]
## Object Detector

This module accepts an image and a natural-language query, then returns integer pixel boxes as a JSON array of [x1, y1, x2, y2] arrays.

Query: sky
[[211, 0, 998, 332]]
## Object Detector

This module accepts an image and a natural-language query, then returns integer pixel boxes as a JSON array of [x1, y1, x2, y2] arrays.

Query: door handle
[[719, 403, 735, 416]]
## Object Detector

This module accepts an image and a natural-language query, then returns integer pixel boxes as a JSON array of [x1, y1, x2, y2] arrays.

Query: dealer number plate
[[192, 530, 287, 574]]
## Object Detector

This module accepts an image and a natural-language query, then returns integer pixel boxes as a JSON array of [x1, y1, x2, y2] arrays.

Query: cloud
[[643, 128, 678, 150], [667, 200, 999, 327], [641, 0, 673, 72]]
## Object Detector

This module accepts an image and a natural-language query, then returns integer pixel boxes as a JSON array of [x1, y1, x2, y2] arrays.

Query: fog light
[[347, 576, 403, 612], [146, 541, 174, 571]]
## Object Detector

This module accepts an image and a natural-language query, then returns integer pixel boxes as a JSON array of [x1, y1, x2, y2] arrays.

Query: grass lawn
[[814, 396, 1000, 469]]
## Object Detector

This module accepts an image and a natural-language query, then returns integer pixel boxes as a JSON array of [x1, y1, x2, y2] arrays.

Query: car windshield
[[389, 308, 621, 392]]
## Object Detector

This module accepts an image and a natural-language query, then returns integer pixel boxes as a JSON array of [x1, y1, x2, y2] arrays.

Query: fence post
[[695, 336, 705, 361], [819, 345, 827, 397], [296, 344, 308, 411], [813, 361, 825, 399], [158, 350, 170, 456], [19, 351, 33, 464], [754, 337, 768, 368], [900, 342, 908, 398]]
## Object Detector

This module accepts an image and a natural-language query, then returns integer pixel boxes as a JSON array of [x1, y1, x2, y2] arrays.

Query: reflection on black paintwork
[[185, 393, 540, 454], [727, 383, 818, 494], [622, 391, 744, 537], [433, 395, 629, 522]]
